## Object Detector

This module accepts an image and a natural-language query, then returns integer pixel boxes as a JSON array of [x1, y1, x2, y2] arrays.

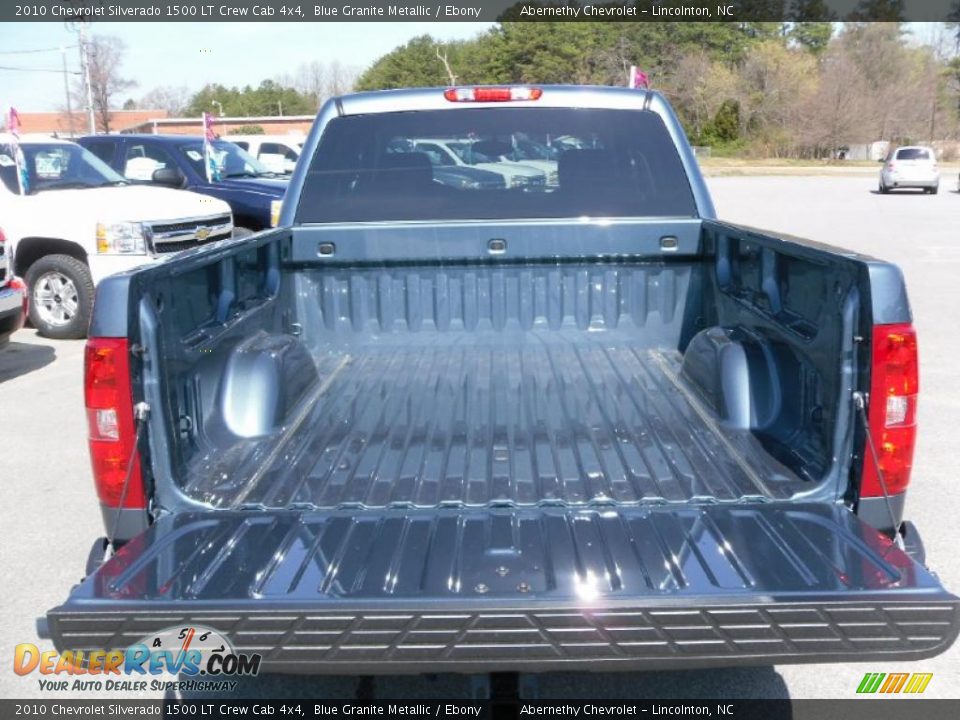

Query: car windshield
[[178, 140, 271, 178], [513, 139, 558, 161], [297, 107, 698, 223], [895, 148, 931, 161], [446, 142, 495, 165], [0, 142, 126, 194]]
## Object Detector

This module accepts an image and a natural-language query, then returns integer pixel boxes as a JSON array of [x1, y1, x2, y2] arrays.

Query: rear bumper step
[[48, 600, 959, 673], [47, 504, 959, 673]]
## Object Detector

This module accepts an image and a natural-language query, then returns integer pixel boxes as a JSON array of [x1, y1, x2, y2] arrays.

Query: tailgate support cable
[[853, 392, 904, 548], [108, 401, 151, 551]]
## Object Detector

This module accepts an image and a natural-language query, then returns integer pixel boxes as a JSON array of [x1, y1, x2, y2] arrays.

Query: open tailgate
[[47, 503, 959, 673]]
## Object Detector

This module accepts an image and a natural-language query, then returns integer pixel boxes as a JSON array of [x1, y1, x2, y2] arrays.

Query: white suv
[[0, 135, 233, 338], [879, 146, 939, 194], [227, 134, 304, 174]]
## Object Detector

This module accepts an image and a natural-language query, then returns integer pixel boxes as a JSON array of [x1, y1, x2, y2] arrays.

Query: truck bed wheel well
[[14, 237, 88, 277]]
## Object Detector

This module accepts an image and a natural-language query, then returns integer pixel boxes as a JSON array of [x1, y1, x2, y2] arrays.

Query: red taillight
[[85, 337, 144, 508], [8, 277, 27, 320], [886, 163, 895, 170], [861, 323, 918, 497], [443, 86, 543, 103]]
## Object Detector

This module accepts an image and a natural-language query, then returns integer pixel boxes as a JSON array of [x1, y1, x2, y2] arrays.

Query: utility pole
[[77, 23, 95, 133], [61, 46, 74, 137], [278, 100, 283, 116]]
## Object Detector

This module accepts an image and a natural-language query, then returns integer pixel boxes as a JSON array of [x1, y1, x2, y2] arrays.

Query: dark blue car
[[78, 134, 288, 234]]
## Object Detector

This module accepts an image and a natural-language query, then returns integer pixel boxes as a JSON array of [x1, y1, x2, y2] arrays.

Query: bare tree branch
[[436, 46, 457, 85], [73, 35, 135, 132]]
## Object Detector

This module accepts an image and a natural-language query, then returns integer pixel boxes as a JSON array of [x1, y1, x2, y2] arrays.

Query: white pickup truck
[[410, 137, 547, 188], [226, 134, 304, 174], [0, 134, 233, 338]]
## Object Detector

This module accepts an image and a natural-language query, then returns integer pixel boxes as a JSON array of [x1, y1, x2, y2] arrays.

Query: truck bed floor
[[184, 330, 805, 508]]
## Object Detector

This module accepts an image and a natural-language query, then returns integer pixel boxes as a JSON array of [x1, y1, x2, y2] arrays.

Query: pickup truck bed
[[186, 327, 801, 510]]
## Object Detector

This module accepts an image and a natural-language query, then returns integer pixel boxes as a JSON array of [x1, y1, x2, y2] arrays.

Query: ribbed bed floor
[[184, 331, 805, 509]]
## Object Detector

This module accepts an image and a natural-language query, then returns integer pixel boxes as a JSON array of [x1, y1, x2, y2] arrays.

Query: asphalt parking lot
[[1, 175, 958, 700]]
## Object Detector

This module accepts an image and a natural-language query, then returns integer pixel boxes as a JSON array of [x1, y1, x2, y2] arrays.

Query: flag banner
[[629, 66, 650, 89], [202, 112, 220, 183], [7, 107, 29, 194]]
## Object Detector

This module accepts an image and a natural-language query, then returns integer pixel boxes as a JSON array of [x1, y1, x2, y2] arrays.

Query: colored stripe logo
[[857, 672, 933, 694]]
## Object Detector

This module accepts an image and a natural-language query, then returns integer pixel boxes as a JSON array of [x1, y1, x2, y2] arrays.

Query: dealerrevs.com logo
[[14, 625, 261, 693], [856, 672, 933, 694]]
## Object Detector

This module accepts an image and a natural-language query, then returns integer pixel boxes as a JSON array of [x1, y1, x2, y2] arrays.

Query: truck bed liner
[[184, 330, 805, 509]]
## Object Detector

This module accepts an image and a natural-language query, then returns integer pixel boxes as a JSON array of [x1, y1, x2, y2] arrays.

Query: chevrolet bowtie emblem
[[196, 227, 211, 241]]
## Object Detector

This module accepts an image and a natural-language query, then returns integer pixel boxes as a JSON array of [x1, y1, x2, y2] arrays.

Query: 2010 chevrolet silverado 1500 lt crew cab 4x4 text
[[43, 86, 959, 674]]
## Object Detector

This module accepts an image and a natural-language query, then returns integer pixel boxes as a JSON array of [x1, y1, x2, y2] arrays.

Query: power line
[[0, 45, 79, 55], [0, 65, 82, 74]]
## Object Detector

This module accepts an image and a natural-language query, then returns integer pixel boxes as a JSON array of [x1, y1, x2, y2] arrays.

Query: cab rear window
[[895, 148, 931, 160], [296, 108, 697, 223]]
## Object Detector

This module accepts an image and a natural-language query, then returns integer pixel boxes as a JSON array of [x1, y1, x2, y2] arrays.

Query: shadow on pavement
[[0, 341, 56, 383], [180, 666, 790, 701]]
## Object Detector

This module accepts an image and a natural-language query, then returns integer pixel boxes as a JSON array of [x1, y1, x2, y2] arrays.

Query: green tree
[[789, 0, 836, 54], [186, 81, 313, 117], [228, 125, 265, 135], [354, 22, 768, 92], [355, 35, 483, 89], [847, 0, 904, 21], [790, 23, 833, 54], [704, 100, 741, 143]]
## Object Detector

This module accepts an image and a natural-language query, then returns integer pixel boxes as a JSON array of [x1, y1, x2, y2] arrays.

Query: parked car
[[0, 134, 232, 338], [227, 134, 304, 174], [879, 145, 940, 194], [0, 226, 27, 348], [78, 134, 288, 234], [386, 138, 505, 190], [410, 137, 546, 188], [498, 137, 560, 185], [45, 86, 958, 675]]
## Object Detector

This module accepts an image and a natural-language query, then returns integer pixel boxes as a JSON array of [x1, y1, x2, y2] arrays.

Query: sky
[[0, 22, 494, 112]]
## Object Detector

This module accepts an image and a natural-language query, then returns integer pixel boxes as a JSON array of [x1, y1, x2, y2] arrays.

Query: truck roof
[[0, 133, 77, 145], [335, 85, 657, 116]]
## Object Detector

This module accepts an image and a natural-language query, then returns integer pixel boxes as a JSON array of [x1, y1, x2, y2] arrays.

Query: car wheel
[[25, 254, 95, 340], [930, 186, 939, 195], [233, 227, 255, 238], [879, 182, 889, 194]]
